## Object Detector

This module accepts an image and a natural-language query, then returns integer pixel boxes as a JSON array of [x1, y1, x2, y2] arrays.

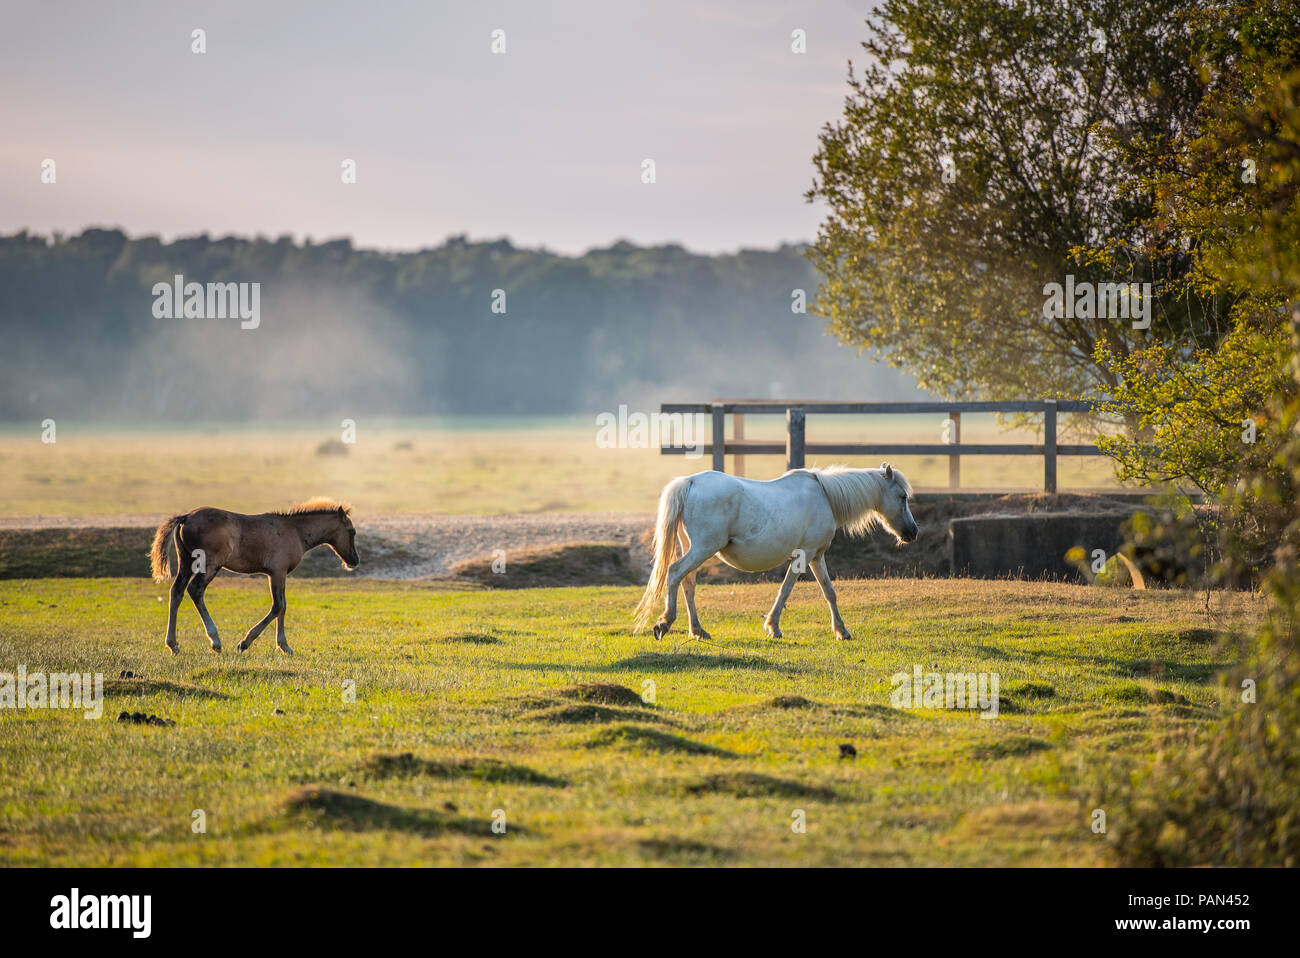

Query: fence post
[[733, 412, 745, 477], [711, 403, 726, 472], [786, 408, 806, 470], [948, 411, 962, 490], [1044, 400, 1058, 494]]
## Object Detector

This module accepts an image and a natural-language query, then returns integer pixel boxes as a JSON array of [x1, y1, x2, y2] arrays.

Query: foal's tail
[[149, 515, 185, 582], [633, 476, 690, 633]]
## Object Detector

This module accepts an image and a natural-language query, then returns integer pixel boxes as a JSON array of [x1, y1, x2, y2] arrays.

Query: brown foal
[[149, 498, 359, 655]]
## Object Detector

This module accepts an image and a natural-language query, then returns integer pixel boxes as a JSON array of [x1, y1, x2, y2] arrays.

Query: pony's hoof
[[210, 644, 222, 653], [764, 623, 782, 639], [835, 630, 853, 641], [236, 640, 250, 653], [689, 629, 711, 641], [165, 643, 179, 656], [277, 643, 294, 656], [653, 622, 670, 641]]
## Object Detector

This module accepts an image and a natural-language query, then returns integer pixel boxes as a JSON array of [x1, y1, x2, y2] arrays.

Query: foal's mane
[[804, 465, 910, 537], [279, 497, 353, 518]]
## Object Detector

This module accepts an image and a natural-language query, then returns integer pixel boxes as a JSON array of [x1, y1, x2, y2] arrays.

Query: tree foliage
[[807, 0, 1204, 400]]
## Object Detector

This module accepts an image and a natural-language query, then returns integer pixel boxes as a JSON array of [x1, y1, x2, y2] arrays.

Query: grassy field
[[0, 575, 1255, 866], [0, 416, 1121, 517]]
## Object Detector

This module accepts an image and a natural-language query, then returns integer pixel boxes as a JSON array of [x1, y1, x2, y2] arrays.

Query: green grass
[[0, 576, 1257, 866]]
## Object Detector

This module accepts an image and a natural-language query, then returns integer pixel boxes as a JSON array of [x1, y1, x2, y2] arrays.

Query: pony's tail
[[149, 515, 184, 582], [634, 476, 691, 632]]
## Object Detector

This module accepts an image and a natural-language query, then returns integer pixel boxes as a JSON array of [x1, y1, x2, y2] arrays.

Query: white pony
[[634, 464, 917, 641]]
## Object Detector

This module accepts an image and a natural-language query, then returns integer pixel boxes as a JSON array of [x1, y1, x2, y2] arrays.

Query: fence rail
[[658, 399, 1101, 493]]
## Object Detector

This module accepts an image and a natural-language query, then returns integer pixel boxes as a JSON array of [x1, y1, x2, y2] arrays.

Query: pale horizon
[[0, 0, 881, 256]]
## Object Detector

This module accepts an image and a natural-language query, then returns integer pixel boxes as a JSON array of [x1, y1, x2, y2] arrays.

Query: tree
[[1103, 27, 1300, 865], [1093, 0, 1300, 573], [807, 0, 1205, 402]]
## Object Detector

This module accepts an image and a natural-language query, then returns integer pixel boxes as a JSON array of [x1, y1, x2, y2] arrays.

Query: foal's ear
[[337, 506, 346, 519], [882, 463, 894, 480]]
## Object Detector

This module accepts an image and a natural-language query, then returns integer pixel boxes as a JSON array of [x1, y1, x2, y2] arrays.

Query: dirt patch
[[523, 703, 666, 725], [586, 724, 735, 757], [452, 542, 640, 589], [0, 496, 1155, 583], [0, 527, 151, 578], [555, 682, 644, 706], [766, 695, 815, 709], [359, 752, 564, 786], [440, 632, 501, 645], [682, 772, 837, 801], [272, 786, 496, 836]]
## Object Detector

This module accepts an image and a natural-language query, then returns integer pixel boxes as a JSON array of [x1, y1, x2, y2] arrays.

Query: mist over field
[[0, 229, 922, 422]]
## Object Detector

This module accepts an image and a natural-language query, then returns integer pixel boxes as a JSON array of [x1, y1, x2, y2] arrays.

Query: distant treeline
[[0, 229, 915, 421]]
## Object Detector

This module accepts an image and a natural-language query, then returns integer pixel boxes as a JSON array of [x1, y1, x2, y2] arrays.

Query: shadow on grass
[[360, 752, 566, 786], [257, 786, 516, 837], [102, 677, 227, 699], [608, 651, 787, 673], [637, 837, 735, 863], [586, 724, 735, 757], [524, 703, 672, 726], [680, 772, 838, 802]]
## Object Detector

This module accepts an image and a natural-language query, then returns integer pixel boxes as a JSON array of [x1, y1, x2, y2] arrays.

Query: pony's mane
[[803, 465, 911, 537], [279, 497, 353, 518]]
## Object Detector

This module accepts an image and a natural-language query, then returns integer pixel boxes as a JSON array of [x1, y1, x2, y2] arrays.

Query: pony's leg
[[236, 574, 283, 652], [655, 542, 716, 640], [187, 566, 224, 652], [810, 551, 851, 640], [677, 530, 709, 640], [763, 560, 802, 638], [271, 576, 291, 655], [165, 565, 191, 654]]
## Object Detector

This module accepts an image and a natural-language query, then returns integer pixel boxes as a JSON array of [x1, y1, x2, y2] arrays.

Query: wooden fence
[[658, 399, 1100, 493]]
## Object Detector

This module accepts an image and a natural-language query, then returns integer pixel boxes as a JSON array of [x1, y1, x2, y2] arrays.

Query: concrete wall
[[949, 512, 1135, 581]]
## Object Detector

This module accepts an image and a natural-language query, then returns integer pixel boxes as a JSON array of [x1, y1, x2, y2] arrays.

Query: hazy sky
[[0, 0, 881, 254]]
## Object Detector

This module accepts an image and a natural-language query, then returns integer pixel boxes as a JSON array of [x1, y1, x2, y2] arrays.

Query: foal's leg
[[237, 573, 284, 653], [655, 541, 717, 641], [763, 560, 802, 639], [271, 576, 291, 655], [165, 564, 192, 655], [187, 566, 224, 652], [677, 530, 709, 640], [810, 551, 851, 641], [187, 561, 224, 649]]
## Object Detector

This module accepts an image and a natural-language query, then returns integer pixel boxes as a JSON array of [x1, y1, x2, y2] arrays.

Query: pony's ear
[[337, 506, 346, 518], [882, 463, 894, 480]]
